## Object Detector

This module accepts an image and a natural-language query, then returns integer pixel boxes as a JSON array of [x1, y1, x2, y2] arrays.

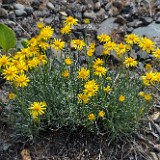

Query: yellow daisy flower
[[14, 74, 30, 88], [39, 26, 54, 40], [62, 70, 70, 78], [97, 33, 111, 43], [64, 16, 78, 26], [98, 111, 105, 118], [123, 57, 138, 68], [141, 71, 157, 86], [29, 101, 47, 120], [51, 38, 65, 51], [77, 67, 90, 80], [124, 34, 139, 45], [60, 25, 72, 34], [77, 93, 90, 104], [9, 92, 16, 100], [152, 48, 160, 59], [88, 113, 96, 121], [71, 39, 86, 50], [118, 95, 125, 102], [65, 57, 73, 65]]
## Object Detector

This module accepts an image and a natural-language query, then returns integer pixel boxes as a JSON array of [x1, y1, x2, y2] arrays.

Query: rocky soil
[[0, 0, 160, 159]]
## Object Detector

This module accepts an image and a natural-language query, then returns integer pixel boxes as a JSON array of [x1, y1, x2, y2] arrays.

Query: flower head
[[104, 86, 112, 93], [83, 18, 90, 24], [118, 95, 125, 102], [88, 113, 96, 121], [138, 91, 145, 97], [144, 94, 152, 101], [124, 34, 139, 45], [62, 70, 70, 78], [2, 66, 17, 81], [77, 67, 90, 80], [65, 57, 73, 65], [37, 21, 45, 29], [64, 16, 78, 26], [29, 102, 47, 120], [51, 38, 65, 51], [9, 92, 16, 100], [78, 93, 90, 104], [123, 57, 138, 68], [93, 58, 104, 68], [60, 25, 72, 34], [141, 71, 157, 86], [152, 48, 160, 59], [14, 74, 30, 88], [39, 26, 54, 40], [145, 63, 152, 71], [0, 55, 10, 68], [138, 37, 155, 53], [103, 41, 116, 51], [97, 34, 111, 43], [98, 111, 105, 118], [71, 39, 86, 50], [83, 80, 99, 97], [94, 66, 107, 77]]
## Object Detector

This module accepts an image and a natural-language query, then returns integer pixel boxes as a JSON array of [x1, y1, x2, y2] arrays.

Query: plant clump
[[0, 17, 159, 141]]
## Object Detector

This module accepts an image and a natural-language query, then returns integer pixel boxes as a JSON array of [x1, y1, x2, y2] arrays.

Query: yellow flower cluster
[[78, 80, 99, 104], [88, 110, 106, 121], [138, 91, 152, 101], [93, 58, 108, 77], [0, 22, 53, 88], [87, 42, 95, 57]]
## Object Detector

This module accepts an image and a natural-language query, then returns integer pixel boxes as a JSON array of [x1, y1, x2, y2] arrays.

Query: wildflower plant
[[1, 18, 159, 140]]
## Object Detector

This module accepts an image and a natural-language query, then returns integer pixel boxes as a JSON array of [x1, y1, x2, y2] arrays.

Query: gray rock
[[74, 11, 82, 21], [127, 20, 143, 28], [108, 6, 119, 17], [15, 10, 27, 17], [31, 0, 41, 10], [2, 0, 15, 4], [127, 27, 134, 33], [95, 45, 103, 57], [33, 10, 50, 18], [0, 8, 8, 18], [95, 8, 106, 17], [94, 2, 101, 11], [156, 17, 160, 23], [137, 51, 150, 60], [104, 2, 112, 11], [140, 17, 153, 25], [83, 10, 96, 19], [114, 15, 127, 25], [8, 11, 16, 21], [133, 22, 160, 37], [97, 18, 119, 35], [1, 4, 13, 10], [53, 4, 60, 13], [25, 7, 33, 15], [13, 3, 25, 11], [59, 11, 67, 17], [44, 17, 53, 25], [47, 2, 55, 11]]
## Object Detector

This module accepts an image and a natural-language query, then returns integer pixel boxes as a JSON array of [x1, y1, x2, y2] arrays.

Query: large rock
[[133, 22, 160, 37], [97, 18, 119, 35], [0, 8, 8, 18]]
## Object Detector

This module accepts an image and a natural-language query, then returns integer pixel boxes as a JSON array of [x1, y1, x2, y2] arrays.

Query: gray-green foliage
[[10, 60, 150, 140]]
